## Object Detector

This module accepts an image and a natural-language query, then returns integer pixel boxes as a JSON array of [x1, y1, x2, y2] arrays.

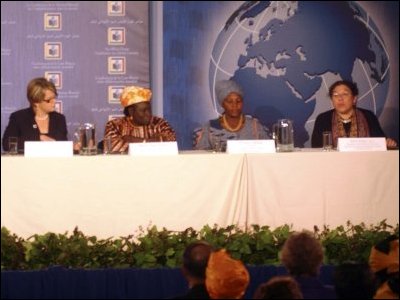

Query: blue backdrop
[[163, 1, 399, 149]]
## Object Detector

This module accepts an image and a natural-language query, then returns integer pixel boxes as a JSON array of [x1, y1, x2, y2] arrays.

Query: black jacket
[[2, 107, 68, 152], [311, 108, 386, 148]]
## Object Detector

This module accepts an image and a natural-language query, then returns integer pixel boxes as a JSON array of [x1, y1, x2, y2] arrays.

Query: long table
[[1, 150, 398, 238]]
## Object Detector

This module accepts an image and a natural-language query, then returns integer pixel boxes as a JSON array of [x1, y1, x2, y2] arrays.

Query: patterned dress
[[104, 116, 176, 153], [193, 115, 270, 151]]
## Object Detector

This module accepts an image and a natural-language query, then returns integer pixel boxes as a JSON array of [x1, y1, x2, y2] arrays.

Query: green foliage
[[1, 221, 398, 270], [317, 220, 398, 264], [1, 227, 26, 270]]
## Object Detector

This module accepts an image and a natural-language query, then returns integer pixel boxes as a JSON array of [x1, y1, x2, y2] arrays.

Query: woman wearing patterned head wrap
[[369, 236, 399, 299], [205, 249, 250, 299], [103, 85, 176, 153], [193, 80, 270, 151]]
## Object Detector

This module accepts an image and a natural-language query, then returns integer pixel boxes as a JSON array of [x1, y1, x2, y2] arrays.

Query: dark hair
[[328, 80, 359, 97], [253, 276, 303, 299], [183, 241, 213, 279], [333, 262, 377, 299], [281, 231, 323, 276]]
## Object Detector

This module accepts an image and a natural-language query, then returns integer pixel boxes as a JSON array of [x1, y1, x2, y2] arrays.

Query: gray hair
[[215, 80, 243, 107]]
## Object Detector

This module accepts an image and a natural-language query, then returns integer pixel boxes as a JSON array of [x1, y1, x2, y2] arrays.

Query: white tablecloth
[[1, 150, 398, 238]]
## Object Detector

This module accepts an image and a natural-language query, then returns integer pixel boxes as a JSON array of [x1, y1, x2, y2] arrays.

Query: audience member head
[[253, 276, 303, 299], [182, 241, 213, 285], [206, 249, 250, 299], [280, 231, 323, 277], [333, 262, 376, 299], [26, 77, 58, 109], [369, 235, 399, 299], [120, 85, 153, 125]]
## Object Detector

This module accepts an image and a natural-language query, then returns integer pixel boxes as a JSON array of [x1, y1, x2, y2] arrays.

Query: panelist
[[104, 85, 176, 153], [194, 80, 270, 151], [311, 80, 397, 148], [2, 77, 67, 152]]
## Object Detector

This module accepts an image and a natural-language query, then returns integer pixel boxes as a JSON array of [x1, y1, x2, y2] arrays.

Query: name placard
[[337, 137, 386, 152], [227, 139, 276, 154], [24, 141, 73, 157], [128, 141, 179, 156]]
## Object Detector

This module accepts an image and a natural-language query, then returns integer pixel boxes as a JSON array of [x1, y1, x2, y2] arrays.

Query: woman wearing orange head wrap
[[205, 249, 250, 299]]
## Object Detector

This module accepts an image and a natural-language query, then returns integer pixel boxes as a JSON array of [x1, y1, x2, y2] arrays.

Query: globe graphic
[[209, 1, 389, 147]]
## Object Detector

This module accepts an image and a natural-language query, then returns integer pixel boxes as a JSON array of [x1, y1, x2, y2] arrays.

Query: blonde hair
[[26, 77, 57, 107]]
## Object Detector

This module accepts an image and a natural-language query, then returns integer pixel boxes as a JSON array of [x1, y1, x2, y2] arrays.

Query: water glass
[[103, 136, 113, 154], [322, 131, 333, 151], [8, 137, 18, 154], [213, 137, 225, 152]]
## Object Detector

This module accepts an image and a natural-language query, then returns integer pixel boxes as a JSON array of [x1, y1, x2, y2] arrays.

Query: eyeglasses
[[42, 97, 56, 103], [332, 92, 351, 99]]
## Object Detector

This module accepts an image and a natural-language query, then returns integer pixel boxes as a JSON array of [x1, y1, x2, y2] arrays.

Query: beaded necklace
[[222, 114, 244, 132]]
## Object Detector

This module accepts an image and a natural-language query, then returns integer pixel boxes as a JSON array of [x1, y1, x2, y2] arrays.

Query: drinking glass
[[8, 137, 18, 155], [322, 131, 333, 151]]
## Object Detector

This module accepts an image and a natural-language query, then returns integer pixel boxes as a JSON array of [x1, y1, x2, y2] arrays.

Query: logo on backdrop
[[44, 42, 62, 60], [44, 13, 62, 31], [55, 101, 63, 114], [108, 86, 124, 104], [209, 2, 390, 147], [107, 1, 125, 16], [45, 71, 63, 89], [108, 56, 126, 74], [108, 27, 126, 45]]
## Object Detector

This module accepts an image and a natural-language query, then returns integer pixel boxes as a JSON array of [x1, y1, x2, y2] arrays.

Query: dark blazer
[[172, 284, 210, 299], [311, 108, 386, 148], [2, 107, 68, 152]]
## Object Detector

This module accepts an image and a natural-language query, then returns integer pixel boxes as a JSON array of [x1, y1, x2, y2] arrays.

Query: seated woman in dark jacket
[[2, 77, 68, 152], [311, 80, 397, 148]]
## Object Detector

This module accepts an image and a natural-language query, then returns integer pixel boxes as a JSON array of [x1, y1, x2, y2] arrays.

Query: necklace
[[222, 114, 244, 132], [35, 114, 49, 121], [341, 118, 352, 124]]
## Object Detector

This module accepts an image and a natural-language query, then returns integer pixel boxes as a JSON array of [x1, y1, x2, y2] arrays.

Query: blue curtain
[[1, 265, 334, 299]]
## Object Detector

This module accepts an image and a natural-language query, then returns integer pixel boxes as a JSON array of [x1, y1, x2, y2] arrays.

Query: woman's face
[[128, 102, 152, 125], [37, 89, 56, 113], [222, 92, 243, 117], [331, 84, 356, 115]]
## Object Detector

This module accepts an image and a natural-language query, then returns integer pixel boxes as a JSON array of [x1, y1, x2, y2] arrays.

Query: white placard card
[[337, 137, 387, 152], [227, 140, 276, 154], [128, 141, 179, 156], [24, 141, 73, 157]]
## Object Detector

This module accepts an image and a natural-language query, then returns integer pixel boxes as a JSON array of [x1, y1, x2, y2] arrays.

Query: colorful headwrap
[[205, 249, 250, 299], [120, 85, 152, 107], [369, 236, 399, 275], [215, 80, 243, 107], [369, 236, 399, 299]]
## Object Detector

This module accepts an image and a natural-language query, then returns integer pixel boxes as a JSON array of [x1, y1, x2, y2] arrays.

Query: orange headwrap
[[369, 238, 399, 274], [120, 85, 152, 107], [206, 249, 250, 299]]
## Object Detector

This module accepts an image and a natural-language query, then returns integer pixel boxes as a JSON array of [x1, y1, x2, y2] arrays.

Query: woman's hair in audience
[[253, 276, 303, 299], [280, 231, 323, 276]]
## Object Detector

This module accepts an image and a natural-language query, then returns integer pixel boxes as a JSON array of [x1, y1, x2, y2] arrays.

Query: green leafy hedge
[[1, 220, 398, 270]]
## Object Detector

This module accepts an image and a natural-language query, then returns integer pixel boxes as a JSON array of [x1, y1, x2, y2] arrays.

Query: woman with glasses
[[2, 77, 67, 152], [311, 80, 397, 148]]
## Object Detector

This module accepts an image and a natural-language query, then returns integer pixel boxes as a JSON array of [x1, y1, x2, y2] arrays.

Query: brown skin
[[221, 92, 244, 130], [122, 102, 163, 143]]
